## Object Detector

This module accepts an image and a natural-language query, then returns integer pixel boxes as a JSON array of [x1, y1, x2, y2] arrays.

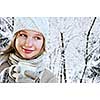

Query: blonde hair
[[2, 31, 46, 59]]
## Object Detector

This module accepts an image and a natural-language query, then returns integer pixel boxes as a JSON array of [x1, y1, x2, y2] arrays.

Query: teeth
[[24, 49, 33, 51], [22, 47, 34, 51]]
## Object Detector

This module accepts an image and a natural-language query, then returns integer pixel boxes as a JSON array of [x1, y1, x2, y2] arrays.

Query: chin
[[21, 55, 32, 60]]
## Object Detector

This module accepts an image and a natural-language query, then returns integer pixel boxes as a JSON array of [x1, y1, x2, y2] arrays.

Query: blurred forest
[[0, 17, 100, 83]]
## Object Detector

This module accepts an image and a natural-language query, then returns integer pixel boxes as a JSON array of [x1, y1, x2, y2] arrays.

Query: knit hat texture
[[14, 17, 49, 38]]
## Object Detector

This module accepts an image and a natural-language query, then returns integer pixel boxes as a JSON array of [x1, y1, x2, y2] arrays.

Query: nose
[[25, 38, 33, 47]]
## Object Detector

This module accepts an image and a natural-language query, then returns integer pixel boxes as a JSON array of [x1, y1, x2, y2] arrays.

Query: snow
[[1, 17, 100, 83]]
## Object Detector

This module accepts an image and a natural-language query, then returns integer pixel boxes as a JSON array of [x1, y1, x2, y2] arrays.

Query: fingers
[[24, 70, 36, 80]]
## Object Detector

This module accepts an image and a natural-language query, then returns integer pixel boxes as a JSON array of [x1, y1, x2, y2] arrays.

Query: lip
[[22, 48, 34, 54]]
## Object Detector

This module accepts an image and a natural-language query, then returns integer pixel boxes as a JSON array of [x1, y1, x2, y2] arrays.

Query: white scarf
[[8, 53, 46, 79]]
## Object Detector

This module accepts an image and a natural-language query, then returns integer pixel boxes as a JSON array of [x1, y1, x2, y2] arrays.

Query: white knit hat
[[14, 17, 49, 38], [13, 17, 49, 51]]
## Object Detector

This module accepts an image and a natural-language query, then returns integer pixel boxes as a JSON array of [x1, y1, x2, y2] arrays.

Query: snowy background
[[0, 17, 100, 83]]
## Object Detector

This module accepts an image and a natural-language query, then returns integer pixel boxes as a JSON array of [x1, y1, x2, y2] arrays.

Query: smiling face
[[15, 29, 44, 59]]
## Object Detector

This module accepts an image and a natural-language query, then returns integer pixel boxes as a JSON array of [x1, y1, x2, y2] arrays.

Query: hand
[[8, 65, 39, 83], [16, 70, 39, 83], [24, 70, 40, 83]]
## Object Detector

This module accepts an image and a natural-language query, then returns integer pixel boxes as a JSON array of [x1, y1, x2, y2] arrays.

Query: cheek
[[15, 39, 24, 49], [36, 40, 44, 49]]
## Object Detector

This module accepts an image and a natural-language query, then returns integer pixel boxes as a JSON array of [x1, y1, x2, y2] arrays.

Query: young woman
[[0, 17, 58, 83]]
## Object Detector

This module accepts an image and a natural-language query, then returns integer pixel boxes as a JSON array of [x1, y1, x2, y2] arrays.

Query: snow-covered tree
[[1, 17, 100, 83]]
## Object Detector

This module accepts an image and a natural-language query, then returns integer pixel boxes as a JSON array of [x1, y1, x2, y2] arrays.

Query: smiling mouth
[[22, 48, 34, 54]]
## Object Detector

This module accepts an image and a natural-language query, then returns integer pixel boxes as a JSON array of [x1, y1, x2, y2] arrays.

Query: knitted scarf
[[8, 53, 46, 80]]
